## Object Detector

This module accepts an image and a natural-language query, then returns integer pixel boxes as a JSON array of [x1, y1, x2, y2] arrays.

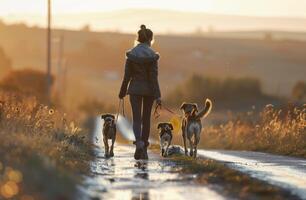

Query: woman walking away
[[119, 24, 161, 160]]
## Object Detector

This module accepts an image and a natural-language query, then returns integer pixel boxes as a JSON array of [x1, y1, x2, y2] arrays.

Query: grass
[[163, 103, 305, 158], [171, 155, 300, 200], [0, 90, 94, 199], [201, 104, 306, 158]]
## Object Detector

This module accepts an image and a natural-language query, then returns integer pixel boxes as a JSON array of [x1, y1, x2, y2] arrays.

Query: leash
[[153, 103, 181, 119], [116, 99, 125, 122]]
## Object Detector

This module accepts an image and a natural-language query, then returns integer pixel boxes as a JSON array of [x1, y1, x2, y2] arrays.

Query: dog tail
[[196, 98, 212, 119]]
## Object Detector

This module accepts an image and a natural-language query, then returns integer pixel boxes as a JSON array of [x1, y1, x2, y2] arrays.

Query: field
[[0, 21, 306, 108], [0, 91, 93, 199]]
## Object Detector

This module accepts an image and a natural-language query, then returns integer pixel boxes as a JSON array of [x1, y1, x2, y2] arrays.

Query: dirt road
[[78, 116, 306, 200], [77, 117, 225, 200], [198, 150, 306, 200]]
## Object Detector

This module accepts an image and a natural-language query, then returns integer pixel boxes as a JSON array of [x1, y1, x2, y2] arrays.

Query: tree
[[0, 69, 54, 103], [0, 46, 12, 77], [81, 24, 91, 32], [292, 81, 306, 101]]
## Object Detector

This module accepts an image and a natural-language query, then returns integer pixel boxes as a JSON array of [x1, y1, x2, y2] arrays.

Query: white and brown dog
[[180, 99, 212, 158], [101, 114, 116, 158], [157, 122, 173, 157]]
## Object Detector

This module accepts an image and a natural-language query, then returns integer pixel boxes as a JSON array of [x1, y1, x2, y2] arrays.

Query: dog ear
[[168, 123, 174, 130], [157, 123, 164, 130], [101, 114, 107, 119], [180, 102, 187, 110]]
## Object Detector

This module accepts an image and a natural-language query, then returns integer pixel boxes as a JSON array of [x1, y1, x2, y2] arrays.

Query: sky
[[1, 0, 306, 16], [1, 0, 306, 32]]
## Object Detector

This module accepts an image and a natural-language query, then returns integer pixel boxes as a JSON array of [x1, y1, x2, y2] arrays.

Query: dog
[[157, 122, 173, 157], [101, 114, 116, 158], [180, 99, 212, 158]]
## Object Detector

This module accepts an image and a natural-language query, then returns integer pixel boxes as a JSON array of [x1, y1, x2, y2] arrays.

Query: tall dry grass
[[201, 104, 306, 157], [0, 90, 93, 200]]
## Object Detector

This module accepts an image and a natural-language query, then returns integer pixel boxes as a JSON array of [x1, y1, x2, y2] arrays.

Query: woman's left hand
[[156, 98, 162, 107]]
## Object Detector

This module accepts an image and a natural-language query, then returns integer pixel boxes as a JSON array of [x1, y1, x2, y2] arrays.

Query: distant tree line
[[0, 69, 54, 104], [0, 45, 11, 77], [165, 74, 279, 110]]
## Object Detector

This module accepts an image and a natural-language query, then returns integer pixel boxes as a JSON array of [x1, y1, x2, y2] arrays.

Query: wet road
[[77, 117, 225, 200], [78, 116, 306, 200], [116, 115, 306, 200], [198, 150, 306, 200], [79, 145, 225, 200]]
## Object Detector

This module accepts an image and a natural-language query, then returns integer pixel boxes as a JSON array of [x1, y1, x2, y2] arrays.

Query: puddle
[[77, 117, 225, 200]]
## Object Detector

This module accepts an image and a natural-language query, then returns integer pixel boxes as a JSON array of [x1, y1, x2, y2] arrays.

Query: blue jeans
[[129, 95, 155, 146]]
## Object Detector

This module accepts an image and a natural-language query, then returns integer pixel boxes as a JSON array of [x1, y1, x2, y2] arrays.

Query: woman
[[119, 24, 161, 160]]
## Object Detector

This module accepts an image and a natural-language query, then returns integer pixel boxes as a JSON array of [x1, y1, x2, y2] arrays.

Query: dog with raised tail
[[101, 114, 116, 158], [157, 122, 173, 157], [180, 99, 212, 158]]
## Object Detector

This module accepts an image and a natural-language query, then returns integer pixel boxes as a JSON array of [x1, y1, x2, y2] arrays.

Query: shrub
[[0, 90, 93, 199], [200, 104, 306, 157], [292, 81, 306, 102], [0, 69, 53, 103], [0, 46, 11, 77], [166, 74, 277, 110]]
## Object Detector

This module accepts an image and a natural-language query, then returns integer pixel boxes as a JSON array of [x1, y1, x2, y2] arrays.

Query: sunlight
[[1, 0, 306, 33], [1, 0, 306, 16]]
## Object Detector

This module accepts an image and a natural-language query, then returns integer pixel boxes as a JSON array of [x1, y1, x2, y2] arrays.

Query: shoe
[[134, 140, 144, 160], [142, 146, 148, 160]]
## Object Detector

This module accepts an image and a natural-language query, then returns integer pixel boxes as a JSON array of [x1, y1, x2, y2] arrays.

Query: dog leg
[[165, 139, 171, 157], [104, 138, 109, 158], [183, 133, 188, 155], [194, 135, 200, 158], [161, 148, 165, 157], [165, 144, 170, 157], [109, 138, 115, 157], [183, 136, 188, 155], [182, 122, 188, 155], [188, 138, 194, 157], [194, 146, 197, 158]]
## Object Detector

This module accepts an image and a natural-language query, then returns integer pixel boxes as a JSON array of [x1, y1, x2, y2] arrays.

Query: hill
[[0, 20, 305, 105]]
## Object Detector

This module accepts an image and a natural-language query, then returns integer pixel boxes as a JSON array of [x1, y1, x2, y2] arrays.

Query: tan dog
[[180, 99, 212, 158]]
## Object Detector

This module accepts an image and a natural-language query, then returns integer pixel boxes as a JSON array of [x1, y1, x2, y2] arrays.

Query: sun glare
[[1, 0, 306, 33]]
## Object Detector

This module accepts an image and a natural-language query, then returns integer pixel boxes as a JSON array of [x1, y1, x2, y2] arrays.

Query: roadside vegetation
[[0, 89, 93, 199], [165, 74, 305, 158], [201, 104, 306, 158], [172, 156, 299, 200]]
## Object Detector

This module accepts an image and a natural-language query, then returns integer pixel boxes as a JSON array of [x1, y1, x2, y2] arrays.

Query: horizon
[[2, 8, 306, 34], [1, 0, 306, 17], [1, 0, 306, 33]]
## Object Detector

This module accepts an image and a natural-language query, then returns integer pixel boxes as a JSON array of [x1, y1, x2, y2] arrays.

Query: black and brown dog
[[157, 122, 173, 157], [101, 114, 116, 158], [180, 99, 212, 158]]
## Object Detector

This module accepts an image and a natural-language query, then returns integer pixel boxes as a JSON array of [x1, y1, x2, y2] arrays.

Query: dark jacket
[[119, 43, 161, 99]]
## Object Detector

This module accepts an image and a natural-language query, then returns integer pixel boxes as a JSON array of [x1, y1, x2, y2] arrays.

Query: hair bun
[[140, 24, 146, 30]]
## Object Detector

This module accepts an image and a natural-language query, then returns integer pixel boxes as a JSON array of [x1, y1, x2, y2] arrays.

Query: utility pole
[[46, 0, 52, 105]]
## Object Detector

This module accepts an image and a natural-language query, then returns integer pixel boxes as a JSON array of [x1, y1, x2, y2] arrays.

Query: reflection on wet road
[[80, 145, 225, 200], [78, 117, 225, 200], [198, 150, 306, 200]]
